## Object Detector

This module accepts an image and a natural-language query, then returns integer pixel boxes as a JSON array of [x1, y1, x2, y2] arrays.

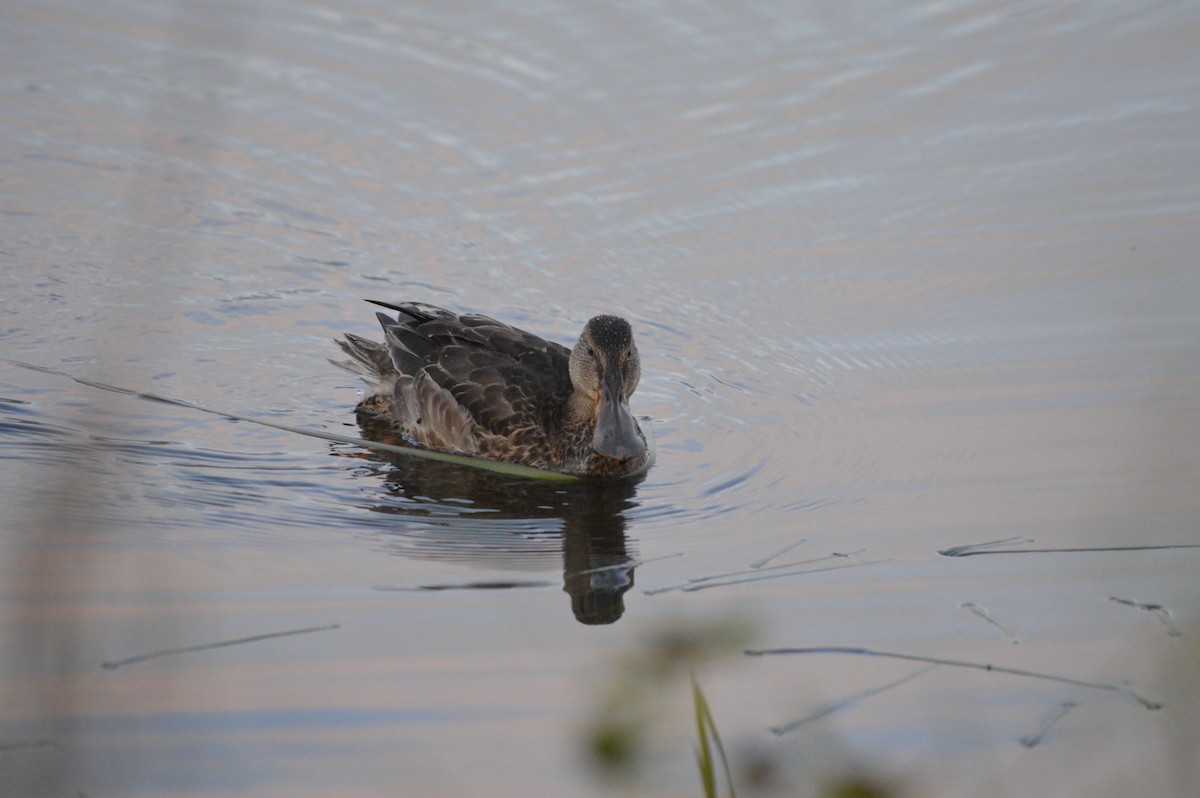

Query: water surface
[[2, 1, 1199, 796]]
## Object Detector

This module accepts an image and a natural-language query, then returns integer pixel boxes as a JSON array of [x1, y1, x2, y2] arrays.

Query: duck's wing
[[373, 303, 573, 443]]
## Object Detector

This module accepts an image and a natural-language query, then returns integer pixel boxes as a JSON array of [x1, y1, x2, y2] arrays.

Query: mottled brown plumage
[[333, 301, 648, 477]]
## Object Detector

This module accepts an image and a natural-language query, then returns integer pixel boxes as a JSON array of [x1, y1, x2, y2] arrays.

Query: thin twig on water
[[644, 550, 871, 596], [770, 664, 939, 735], [748, 540, 807, 569], [961, 602, 1020, 644], [101, 624, 340, 670], [1110, 596, 1183, 638], [1019, 701, 1077, 748], [940, 537, 1200, 557], [743, 646, 1161, 709]]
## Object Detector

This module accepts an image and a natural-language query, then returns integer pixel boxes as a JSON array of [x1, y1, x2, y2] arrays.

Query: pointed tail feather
[[332, 333, 393, 385]]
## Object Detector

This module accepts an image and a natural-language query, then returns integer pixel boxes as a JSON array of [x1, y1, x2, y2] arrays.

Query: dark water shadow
[[333, 415, 647, 625]]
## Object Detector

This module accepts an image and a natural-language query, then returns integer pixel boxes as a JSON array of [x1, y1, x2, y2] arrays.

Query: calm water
[[3, 1, 1199, 796]]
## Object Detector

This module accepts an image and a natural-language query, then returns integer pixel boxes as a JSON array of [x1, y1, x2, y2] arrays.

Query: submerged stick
[[938, 537, 1032, 557], [574, 552, 683, 577], [770, 663, 939, 735], [748, 540, 807, 569], [940, 538, 1200, 557], [1019, 701, 1076, 748], [644, 551, 871, 596], [101, 624, 340, 670], [1109, 597, 1183, 638], [743, 646, 1161, 709], [961, 602, 1020, 643], [691, 550, 866, 584], [681, 560, 889, 593]]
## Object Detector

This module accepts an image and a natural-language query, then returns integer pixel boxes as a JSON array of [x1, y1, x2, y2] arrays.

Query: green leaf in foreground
[[692, 671, 736, 798]]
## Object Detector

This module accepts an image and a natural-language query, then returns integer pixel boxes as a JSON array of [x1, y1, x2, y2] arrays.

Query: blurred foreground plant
[[581, 615, 900, 798], [692, 671, 736, 798], [583, 615, 751, 784]]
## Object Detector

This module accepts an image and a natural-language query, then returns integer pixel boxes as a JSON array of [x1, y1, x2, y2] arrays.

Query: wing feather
[[363, 303, 574, 455]]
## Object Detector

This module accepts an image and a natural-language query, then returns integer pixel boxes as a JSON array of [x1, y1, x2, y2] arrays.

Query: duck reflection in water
[[337, 413, 645, 625]]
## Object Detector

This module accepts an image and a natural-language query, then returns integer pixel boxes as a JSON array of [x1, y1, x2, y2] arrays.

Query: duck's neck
[[564, 388, 597, 430]]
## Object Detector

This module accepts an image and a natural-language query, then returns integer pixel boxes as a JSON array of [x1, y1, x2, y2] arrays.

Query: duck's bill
[[594, 370, 646, 460]]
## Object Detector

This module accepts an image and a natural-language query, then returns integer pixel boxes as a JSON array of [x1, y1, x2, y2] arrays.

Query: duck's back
[[336, 302, 575, 468]]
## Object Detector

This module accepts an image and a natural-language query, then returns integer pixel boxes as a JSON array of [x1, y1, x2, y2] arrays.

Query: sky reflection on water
[[2, 0, 1199, 796]]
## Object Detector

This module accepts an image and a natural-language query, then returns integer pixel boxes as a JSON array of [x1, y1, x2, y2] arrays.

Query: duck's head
[[569, 315, 646, 462]]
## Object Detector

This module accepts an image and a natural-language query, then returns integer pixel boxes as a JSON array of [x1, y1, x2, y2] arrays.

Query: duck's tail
[[330, 333, 394, 387]]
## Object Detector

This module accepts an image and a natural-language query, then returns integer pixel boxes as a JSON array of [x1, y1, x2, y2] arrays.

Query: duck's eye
[[587, 347, 595, 357]]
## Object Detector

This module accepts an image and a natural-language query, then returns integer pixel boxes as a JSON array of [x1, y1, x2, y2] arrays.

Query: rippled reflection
[[336, 413, 646, 625]]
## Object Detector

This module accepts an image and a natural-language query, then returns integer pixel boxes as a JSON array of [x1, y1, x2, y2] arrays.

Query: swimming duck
[[334, 301, 648, 477]]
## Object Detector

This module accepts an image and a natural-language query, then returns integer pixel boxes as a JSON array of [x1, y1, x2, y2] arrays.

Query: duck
[[334, 300, 649, 478]]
